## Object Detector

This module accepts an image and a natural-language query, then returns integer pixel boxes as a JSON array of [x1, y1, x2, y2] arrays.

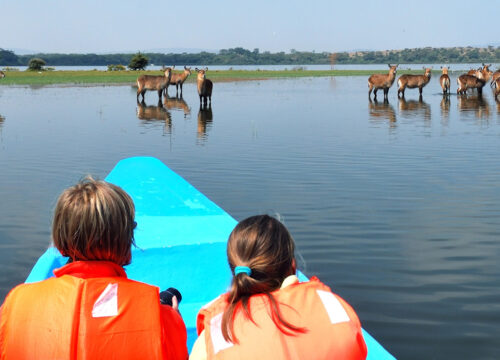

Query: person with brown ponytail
[[190, 214, 367, 360]]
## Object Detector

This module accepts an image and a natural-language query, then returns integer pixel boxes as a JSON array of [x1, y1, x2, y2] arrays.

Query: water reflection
[[398, 97, 431, 122], [197, 104, 213, 142], [458, 95, 491, 121], [0, 114, 4, 136], [163, 95, 191, 118], [136, 101, 172, 133], [368, 99, 396, 126], [3, 78, 500, 359], [440, 95, 450, 126], [329, 76, 337, 90]]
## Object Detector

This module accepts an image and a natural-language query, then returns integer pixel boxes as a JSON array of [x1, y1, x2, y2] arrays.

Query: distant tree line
[[1, 46, 500, 67]]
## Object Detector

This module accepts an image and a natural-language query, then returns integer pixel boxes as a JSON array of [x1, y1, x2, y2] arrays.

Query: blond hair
[[52, 176, 135, 266], [221, 215, 306, 343]]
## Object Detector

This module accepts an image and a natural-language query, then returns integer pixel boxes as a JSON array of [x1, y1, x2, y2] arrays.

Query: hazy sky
[[1, 0, 498, 54]]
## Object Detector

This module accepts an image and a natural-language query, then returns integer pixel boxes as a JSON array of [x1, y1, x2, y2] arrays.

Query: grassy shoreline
[[0, 69, 440, 86]]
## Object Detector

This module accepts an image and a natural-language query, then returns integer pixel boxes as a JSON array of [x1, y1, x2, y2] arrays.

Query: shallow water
[[1, 74, 500, 359]]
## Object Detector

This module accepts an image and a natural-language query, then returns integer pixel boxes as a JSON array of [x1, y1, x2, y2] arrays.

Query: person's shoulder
[[280, 275, 300, 289], [200, 294, 227, 312], [6, 277, 62, 297]]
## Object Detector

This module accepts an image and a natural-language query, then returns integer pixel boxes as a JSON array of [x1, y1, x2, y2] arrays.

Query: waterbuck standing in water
[[136, 67, 173, 103], [368, 64, 398, 101]]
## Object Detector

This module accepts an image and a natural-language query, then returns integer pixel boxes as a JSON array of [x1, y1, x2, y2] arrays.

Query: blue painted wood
[[26, 156, 395, 359]]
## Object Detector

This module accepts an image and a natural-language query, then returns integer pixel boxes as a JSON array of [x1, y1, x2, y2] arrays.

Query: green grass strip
[[0, 69, 443, 86]]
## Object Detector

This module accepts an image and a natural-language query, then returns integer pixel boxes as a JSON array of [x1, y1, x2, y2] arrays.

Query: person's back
[[0, 177, 187, 360], [191, 215, 367, 360]]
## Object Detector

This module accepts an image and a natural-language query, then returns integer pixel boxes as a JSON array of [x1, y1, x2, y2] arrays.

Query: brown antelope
[[165, 66, 191, 96], [440, 66, 451, 95], [492, 77, 500, 100], [397, 68, 432, 98], [490, 70, 500, 86], [163, 95, 191, 118], [457, 71, 486, 95], [136, 67, 173, 102], [195, 67, 213, 106], [476, 63, 493, 82], [368, 64, 398, 101], [0, 70, 5, 78]]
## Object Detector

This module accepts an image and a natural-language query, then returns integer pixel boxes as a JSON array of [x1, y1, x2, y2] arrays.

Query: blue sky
[[1, 0, 498, 54]]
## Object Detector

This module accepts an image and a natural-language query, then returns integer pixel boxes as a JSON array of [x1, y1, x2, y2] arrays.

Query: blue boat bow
[[26, 156, 395, 359]]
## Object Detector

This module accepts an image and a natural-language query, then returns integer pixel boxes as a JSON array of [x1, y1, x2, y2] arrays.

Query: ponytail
[[221, 215, 307, 343]]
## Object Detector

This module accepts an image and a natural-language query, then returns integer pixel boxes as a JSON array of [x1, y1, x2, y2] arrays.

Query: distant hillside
[[338, 46, 500, 64], [1, 46, 499, 67]]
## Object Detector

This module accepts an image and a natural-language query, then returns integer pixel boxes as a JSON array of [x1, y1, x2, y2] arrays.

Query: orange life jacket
[[197, 277, 367, 360], [0, 273, 186, 360]]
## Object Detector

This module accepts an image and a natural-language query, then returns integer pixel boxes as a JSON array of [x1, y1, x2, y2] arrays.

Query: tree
[[0, 49, 19, 65], [128, 52, 148, 70], [27, 58, 46, 71]]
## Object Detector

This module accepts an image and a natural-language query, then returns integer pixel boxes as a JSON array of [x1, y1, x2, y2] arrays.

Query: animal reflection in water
[[136, 101, 172, 133], [440, 95, 450, 124], [458, 95, 490, 120], [197, 104, 213, 140], [163, 95, 191, 118], [398, 98, 431, 121], [0, 114, 5, 136], [368, 99, 396, 125]]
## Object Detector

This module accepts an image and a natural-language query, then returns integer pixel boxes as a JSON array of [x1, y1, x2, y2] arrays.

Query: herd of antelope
[[136, 65, 213, 106], [368, 64, 500, 101]]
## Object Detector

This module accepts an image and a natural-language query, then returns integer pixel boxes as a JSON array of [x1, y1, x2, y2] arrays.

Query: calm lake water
[[1, 74, 500, 359]]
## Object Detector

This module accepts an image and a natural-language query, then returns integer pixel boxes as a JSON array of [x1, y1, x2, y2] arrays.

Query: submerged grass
[[0, 69, 439, 86]]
